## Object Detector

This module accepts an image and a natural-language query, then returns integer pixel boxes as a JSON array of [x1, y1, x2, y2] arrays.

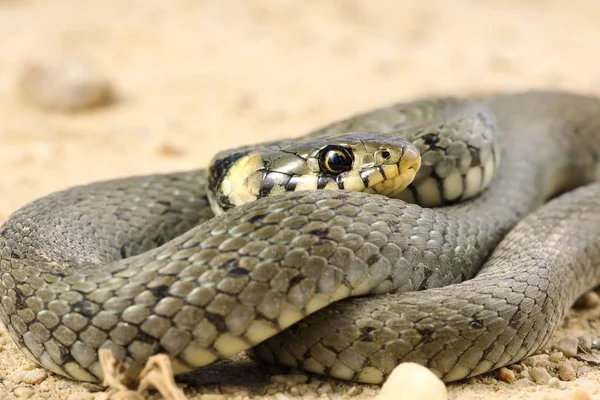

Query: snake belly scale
[[1, 91, 600, 383]]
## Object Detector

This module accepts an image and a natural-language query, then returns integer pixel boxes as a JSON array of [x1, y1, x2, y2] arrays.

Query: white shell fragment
[[378, 363, 448, 400], [18, 57, 115, 112]]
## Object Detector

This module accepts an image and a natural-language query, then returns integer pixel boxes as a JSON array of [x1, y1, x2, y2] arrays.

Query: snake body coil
[[1, 91, 600, 383]]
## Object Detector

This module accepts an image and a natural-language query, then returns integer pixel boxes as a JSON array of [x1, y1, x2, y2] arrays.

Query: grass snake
[[1, 91, 600, 384]]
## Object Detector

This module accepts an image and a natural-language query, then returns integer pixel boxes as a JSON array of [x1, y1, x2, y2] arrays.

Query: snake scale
[[1, 91, 600, 384]]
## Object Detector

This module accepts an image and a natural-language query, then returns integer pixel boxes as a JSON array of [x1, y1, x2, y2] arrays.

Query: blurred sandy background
[[1, 1, 600, 399]]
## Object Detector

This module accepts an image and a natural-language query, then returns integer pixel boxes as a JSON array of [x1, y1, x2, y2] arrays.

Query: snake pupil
[[381, 150, 391, 160], [318, 145, 353, 175]]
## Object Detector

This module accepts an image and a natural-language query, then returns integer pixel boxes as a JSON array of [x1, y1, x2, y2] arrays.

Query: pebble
[[317, 383, 332, 395], [548, 377, 561, 387], [19, 57, 115, 112], [523, 354, 552, 368], [66, 393, 95, 400], [156, 143, 187, 158], [57, 381, 71, 390], [579, 366, 593, 375], [266, 387, 279, 395], [498, 367, 516, 383], [570, 389, 593, 400], [574, 292, 600, 309], [13, 387, 35, 398], [274, 393, 290, 400], [557, 337, 580, 357], [529, 366, 552, 384], [346, 386, 360, 396], [22, 368, 48, 384], [270, 374, 308, 385], [292, 384, 308, 396], [201, 395, 226, 400], [10, 369, 48, 385], [508, 363, 525, 373], [378, 363, 447, 400], [362, 388, 378, 397], [81, 383, 105, 393], [477, 375, 498, 385], [549, 352, 566, 362], [559, 361, 578, 381], [579, 335, 593, 352], [219, 385, 246, 395], [513, 378, 535, 387]]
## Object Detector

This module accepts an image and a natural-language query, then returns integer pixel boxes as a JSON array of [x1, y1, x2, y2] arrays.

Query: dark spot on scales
[[148, 285, 171, 299], [60, 345, 72, 364], [204, 312, 227, 332], [120, 245, 127, 259], [471, 318, 484, 329], [14, 291, 28, 310], [317, 176, 331, 190], [417, 327, 435, 343], [72, 300, 98, 317], [289, 275, 304, 286], [154, 236, 166, 247], [359, 326, 376, 342], [136, 330, 160, 343], [307, 227, 329, 237], [218, 194, 234, 212], [418, 267, 435, 290], [469, 147, 481, 167], [360, 171, 370, 188], [285, 178, 298, 192], [477, 110, 496, 130], [540, 295, 551, 315], [229, 267, 250, 276], [480, 345, 494, 361], [422, 134, 439, 146], [246, 213, 267, 224], [509, 310, 522, 326], [259, 172, 285, 198], [367, 254, 381, 265]]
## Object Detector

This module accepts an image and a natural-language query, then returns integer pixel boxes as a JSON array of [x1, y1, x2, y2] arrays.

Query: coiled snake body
[[1, 91, 600, 384]]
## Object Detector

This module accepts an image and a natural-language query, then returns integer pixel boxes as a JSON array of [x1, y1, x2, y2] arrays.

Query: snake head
[[207, 132, 421, 215]]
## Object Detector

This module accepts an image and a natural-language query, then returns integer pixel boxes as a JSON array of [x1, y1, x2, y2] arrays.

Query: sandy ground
[[2, 0, 600, 399]]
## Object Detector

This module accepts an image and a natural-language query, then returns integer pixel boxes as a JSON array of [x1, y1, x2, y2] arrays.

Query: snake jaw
[[366, 143, 421, 197], [399, 144, 422, 179]]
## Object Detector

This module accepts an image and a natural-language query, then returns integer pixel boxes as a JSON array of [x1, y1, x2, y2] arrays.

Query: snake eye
[[318, 145, 354, 175], [381, 150, 391, 160]]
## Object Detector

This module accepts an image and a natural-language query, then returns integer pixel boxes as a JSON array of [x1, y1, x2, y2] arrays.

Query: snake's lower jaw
[[399, 145, 421, 187], [367, 169, 419, 197], [367, 150, 421, 197]]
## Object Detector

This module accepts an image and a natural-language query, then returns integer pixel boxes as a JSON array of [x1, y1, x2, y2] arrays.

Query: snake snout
[[400, 143, 421, 175]]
